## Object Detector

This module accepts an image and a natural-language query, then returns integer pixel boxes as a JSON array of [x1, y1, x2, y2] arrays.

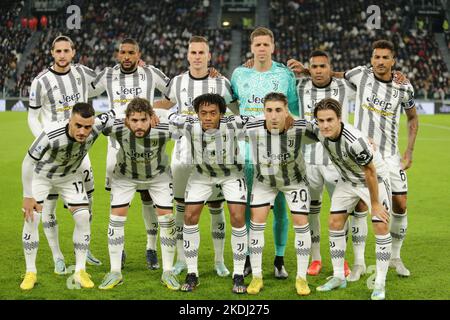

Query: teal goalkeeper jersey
[[230, 61, 300, 117]]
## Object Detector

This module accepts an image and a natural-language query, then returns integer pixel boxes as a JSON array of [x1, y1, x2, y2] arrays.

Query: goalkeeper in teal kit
[[231, 27, 300, 278]]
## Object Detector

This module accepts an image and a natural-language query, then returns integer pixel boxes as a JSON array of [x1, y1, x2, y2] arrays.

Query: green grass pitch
[[0, 112, 449, 300]]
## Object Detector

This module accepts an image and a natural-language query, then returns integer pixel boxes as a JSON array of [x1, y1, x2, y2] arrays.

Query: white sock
[[375, 233, 392, 287], [175, 203, 186, 263], [183, 224, 200, 276], [23, 212, 41, 273], [329, 229, 346, 280], [249, 221, 265, 278], [72, 208, 91, 272], [351, 210, 368, 266], [108, 215, 126, 273], [294, 223, 311, 279], [231, 226, 248, 277], [158, 214, 176, 272], [210, 205, 226, 264], [309, 204, 321, 261], [391, 211, 407, 259], [142, 201, 158, 251], [41, 199, 63, 262]]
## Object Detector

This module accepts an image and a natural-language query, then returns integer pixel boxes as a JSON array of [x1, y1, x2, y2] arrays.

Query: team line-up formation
[[20, 27, 418, 300]]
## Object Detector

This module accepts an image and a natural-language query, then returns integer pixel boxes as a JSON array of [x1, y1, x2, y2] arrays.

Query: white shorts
[[251, 180, 310, 215], [384, 154, 408, 195], [46, 154, 94, 200], [330, 177, 392, 221], [306, 163, 340, 201], [110, 172, 174, 209], [185, 171, 247, 205], [33, 173, 89, 208], [171, 141, 224, 203], [105, 137, 120, 191]]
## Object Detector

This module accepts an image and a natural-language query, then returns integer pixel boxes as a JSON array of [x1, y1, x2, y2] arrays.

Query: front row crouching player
[[98, 98, 179, 290], [20, 103, 116, 290], [311, 98, 392, 300], [168, 94, 250, 294], [246, 93, 316, 296]]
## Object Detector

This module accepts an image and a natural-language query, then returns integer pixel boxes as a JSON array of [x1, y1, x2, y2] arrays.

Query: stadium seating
[[267, 0, 449, 98]]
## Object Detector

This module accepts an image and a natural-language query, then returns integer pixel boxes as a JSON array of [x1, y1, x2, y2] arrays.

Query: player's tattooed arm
[[208, 67, 223, 78], [153, 98, 175, 110], [402, 107, 419, 170], [393, 70, 410, 85], [362, 162, 389, 224]]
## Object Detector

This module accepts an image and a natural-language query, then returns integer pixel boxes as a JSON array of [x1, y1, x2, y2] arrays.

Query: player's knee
[[392, 200, 407, 214], [355, 200, 368, 212], [328, 215, 346, 230]]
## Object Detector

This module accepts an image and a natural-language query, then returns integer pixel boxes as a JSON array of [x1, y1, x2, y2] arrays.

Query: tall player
[[287, 51, 353, 277], [20, 103, 116, 290], [90, 38, 170, 270], [342, 40, 418, 279], [155, 36, 234, 277], [231, 27, 299, 278], [28, 35, 102, 274]]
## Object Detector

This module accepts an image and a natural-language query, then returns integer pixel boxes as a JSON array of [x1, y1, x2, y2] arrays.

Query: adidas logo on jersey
[[301, 204, 307, 210]]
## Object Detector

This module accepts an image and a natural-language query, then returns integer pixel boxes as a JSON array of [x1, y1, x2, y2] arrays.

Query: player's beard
[[55, 60, 70, 69], [121, 61, 137, 72]]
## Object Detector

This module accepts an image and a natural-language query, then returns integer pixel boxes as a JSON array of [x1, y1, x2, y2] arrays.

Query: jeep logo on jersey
[[59, 93, 81, 105], [126, 149, 154, 160], [116, 86, 142, 96], [247, 94, 265, 104], [263, 152, 291, 162], [367, 94, 392, 110]]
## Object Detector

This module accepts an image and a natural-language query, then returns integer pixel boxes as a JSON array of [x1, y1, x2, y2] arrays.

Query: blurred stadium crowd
[[1, 0, 449, 99]]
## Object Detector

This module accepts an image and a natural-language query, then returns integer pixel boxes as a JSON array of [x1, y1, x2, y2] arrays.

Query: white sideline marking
[[421, 123, 450, 131]]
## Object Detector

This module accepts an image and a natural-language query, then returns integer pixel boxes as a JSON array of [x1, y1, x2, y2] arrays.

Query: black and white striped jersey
[[90, 64, 169, 116], [297, 77, 355, 165], [166, 71, 233, 115], [246, 119, 317, 188], [29, 64, 97, 126], [168, 113, 250, 177], [102, 112, 171, 180], [345, 66, 415, 158], [309, 121, 389, 187], [27, 111, 115, 179]]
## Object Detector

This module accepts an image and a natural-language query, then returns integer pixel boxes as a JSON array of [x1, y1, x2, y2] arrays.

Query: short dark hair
[[120, 38, 140, 52], [313, 98, 342, 119], [372, 40, 395, 57], [193, 93, 227, 114], [52, 35, 75, 50], [263, 92, 288, 107], [72, 103, 95, 118], [309, 50, 330, 62], [125, 98, 154, 118]]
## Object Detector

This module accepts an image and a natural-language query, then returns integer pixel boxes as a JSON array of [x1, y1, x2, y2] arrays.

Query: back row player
[[28, 36, 102, 274]]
